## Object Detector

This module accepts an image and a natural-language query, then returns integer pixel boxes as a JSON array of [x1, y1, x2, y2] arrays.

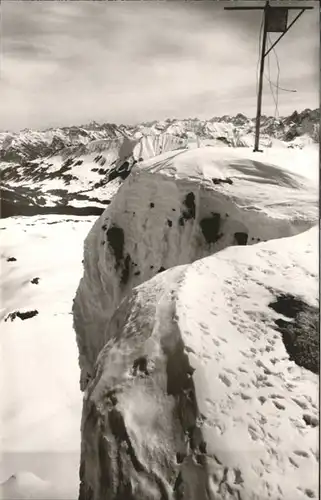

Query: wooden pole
[[224, 3, 314, 153], [253, 2, 269, 152]]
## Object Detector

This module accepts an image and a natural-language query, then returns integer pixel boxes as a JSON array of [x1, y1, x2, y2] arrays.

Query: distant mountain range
[[0, 108, 319, 164], [0, 108, 319, 218]]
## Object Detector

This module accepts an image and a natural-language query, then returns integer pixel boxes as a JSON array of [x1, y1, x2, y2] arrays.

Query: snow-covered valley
[[0, 115, 319, 499]]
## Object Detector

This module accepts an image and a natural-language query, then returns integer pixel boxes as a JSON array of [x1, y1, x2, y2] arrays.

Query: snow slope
[[73, 147, 318, 390], [78, 226, 319, 500], [0, 215, 95, 499], [1, 134, 187, 216], [0, 472, 56, 500]]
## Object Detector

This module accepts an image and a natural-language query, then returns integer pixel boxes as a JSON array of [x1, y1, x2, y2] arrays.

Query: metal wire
[[268, 33, 280, 119]]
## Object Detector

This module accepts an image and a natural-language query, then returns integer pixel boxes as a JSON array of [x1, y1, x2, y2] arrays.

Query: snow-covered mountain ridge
[[0, 108, 318, 218], [0, 108, 319, 164]]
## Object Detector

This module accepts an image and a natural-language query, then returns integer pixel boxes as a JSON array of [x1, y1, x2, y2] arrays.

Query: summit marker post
[[224, 1, 314, 152]]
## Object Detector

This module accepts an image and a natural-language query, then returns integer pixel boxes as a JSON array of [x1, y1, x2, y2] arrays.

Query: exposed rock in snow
[[73, 147, 318, 390], [77, 225, 318, 500]]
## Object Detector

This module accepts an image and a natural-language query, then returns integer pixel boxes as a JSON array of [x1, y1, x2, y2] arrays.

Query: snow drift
[[78, 225, 318, 500], [73, 147, 318, 390], [0, 215, 96, 499]]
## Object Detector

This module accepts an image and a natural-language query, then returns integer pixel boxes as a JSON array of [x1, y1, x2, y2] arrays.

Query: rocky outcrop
[[78, 226, 319, 500]]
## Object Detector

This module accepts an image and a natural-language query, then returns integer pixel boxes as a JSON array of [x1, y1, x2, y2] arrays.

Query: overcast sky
[[1, 0, 319, 131]]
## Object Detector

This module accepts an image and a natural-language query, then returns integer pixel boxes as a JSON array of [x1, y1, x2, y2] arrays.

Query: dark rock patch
[[178, 193, 196, 227], [216, 136, 230, 145], [183, 192, 196, 219], [132, 356, 149, 376], [173, 472, 184, 499], [1, 191, 104, 218], [7, 257, 17, 262], [167, 219, 173, 227], [176, 452, 186, 464], [150, 202, 155, 208], [121, 254, 132, 285], [107, 226, 124, 268], [31, 277, 40, 284], [212, 178, 233, 185], [158, 267, 166, 273], [5, 310, 39, 321], [269, 294, 319, 374], [234, 232, 248, 246], [134, 271, 140, 276], [302, 414, 319, 427], [200, 213, 223, 244], [270, 294, 307, 319], [108, 160, 132, 182], [304, 489, 316, 499]]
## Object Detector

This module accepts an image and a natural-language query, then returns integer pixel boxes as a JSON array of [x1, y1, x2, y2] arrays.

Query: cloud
[[1, 0, 318, 131]]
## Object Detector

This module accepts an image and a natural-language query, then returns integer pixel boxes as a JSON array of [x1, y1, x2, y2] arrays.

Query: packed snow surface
[[78, 226, 319, 500], [0, 215, 95, 499]]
